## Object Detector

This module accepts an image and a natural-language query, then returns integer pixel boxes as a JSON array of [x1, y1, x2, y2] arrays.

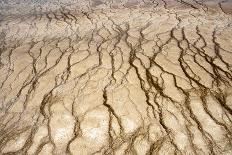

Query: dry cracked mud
[[0, 0, 232, 155]]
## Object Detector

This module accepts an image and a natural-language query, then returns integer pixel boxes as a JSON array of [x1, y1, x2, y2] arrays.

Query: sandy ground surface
[[0, 0, 232, 154]]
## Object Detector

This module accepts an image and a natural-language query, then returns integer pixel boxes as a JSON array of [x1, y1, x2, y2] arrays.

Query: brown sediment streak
[[0, 0, 232, 154]]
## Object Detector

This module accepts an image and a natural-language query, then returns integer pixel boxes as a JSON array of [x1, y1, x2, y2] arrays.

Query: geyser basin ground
[[0, 0, 232, 154]]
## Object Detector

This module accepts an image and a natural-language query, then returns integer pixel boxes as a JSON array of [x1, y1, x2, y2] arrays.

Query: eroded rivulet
[[0, 0, 232, 154]]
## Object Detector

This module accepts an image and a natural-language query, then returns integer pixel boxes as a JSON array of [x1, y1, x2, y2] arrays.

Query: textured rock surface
[[0, 0, 232, 154]]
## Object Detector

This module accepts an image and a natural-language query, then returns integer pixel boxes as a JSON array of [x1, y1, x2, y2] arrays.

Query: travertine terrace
[[0, 0, 232, 154]]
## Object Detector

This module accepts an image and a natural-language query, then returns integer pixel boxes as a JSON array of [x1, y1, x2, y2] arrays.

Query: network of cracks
[[0, 0, 232, 154]]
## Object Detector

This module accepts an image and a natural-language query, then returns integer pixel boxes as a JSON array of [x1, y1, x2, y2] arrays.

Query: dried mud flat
[[0, 0, 232, 154]]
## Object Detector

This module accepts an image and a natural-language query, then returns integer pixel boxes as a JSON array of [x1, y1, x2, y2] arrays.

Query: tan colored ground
[[0, 0, 232, 154]]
